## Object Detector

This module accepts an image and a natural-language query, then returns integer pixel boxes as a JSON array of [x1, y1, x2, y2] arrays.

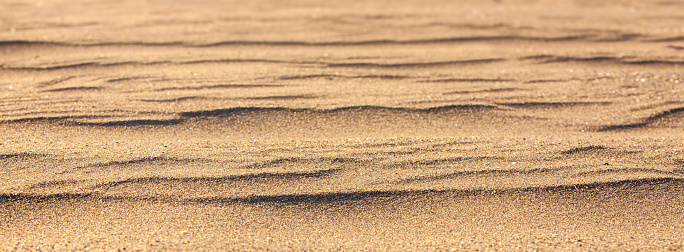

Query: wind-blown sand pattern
[[2, 0, 684, 250]]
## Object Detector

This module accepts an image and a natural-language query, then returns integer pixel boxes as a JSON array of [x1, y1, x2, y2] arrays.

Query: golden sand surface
[[1, 0, 684, 250]]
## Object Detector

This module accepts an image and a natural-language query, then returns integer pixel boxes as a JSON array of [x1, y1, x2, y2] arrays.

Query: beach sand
[[1, 0, 684, 250]]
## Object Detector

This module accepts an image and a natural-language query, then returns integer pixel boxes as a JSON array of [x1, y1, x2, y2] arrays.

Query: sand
[[1, 0, 684, 250]]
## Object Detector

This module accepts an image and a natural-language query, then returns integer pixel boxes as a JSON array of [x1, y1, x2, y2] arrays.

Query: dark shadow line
[[74, 119, 184, 127], [93, 168, 342, 189], [326, 58, 502, 68], [598, 106, 684, 131], [42, 86, 103, 92], [572, 168, 682, 177], [0, 40, 185, 48], [0, 35, 594, 49], [332, 104, 498, 113], [522, 79, 572, 83], [242, 95, 317, 100], [518, 54, 556, 61], [0, 40, 69, 47], [0, 152, 47, 159], [153, 84, 283, 92], [498, 102, 611, 108], [3, 177, 681, 204], [647, 36, 684, 42], [137, 96, 206, 103], [0, 59, 292, 71], [597, 123, 649, 132], [443, 88, 520, 95], [419, 78, 513, 83], [0, 115, 114, 124], [560, 146, 608, 155], [179, 105, 498, 118], [81, 157, 196, 168], [540, 56, 621, 64], [200, 35, 592, 47], [646, 107, 684, 121], [1, 61, 141, 71], [244, 157, 362, 169], [106, 76, 151, 83], [277, 74, 408, 80], [179, 107, 292, 117], [668, 45, 684, 50], [624, 60, 684, 65], [533, 56, 684, 66], [591, 33, 642, 42], [37, 76, 78, 87]]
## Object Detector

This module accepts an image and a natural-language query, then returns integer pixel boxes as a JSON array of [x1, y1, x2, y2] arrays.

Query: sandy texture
[[1, 0, 684, 250]]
